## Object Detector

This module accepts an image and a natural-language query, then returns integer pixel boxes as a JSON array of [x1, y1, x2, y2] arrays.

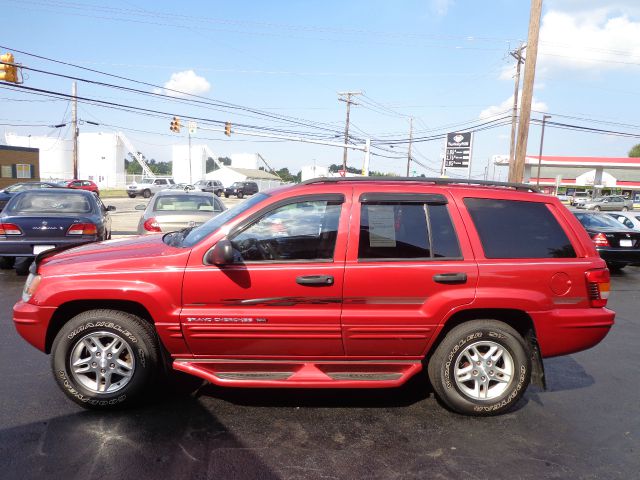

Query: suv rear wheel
[[51, 309, 159, 409], [427, 320, 530, 416], [142, 189, 152, 198]]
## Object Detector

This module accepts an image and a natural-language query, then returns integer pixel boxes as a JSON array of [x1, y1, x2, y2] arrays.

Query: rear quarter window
[[464, 198, 576, 258]]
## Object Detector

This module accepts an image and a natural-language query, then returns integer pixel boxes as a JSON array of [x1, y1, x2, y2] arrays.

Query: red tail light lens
[[67, 223, 97, 235], [143, 217, 161, 232], [592, 233, 609, 247], [0, 222, 23, 235], [585, 268, 610, 307]]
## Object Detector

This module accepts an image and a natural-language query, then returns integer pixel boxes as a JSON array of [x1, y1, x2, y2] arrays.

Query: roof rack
[[299, 177, 540, 193]]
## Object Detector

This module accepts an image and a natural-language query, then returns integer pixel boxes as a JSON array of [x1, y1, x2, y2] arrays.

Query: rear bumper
[[534, 307, 615, 358], [0, 238, 93, 257], [13, 300, 56, 352], [596, 247, 640, 264]]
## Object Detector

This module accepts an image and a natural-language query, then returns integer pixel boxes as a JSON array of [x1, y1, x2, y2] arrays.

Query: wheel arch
[[45, 300, 155, 354], [426, 308, 545, 389]]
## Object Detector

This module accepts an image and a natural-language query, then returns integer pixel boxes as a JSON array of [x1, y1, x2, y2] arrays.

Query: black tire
[[237, 191, 244, 199], [51, 309, 160, 409], [0, 256, 15, 269], [224, 193, 230, 198], [622, 206, 629, 212], [142, 189, 151, 199], [607, 262, 626, 272], [215, 190, 222, 197], [427, 320, 531, 416], [128, 194, 136, 199], [593, 206, 601, 211], [14, 257, 32, 276]]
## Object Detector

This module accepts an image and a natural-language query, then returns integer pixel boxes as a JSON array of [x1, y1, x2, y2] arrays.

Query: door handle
[[296, 275, 334, 286], [433, 272, 467, 284]]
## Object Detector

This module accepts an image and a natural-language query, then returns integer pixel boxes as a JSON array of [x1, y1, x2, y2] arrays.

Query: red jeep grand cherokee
[[13, 178, 614, 415]]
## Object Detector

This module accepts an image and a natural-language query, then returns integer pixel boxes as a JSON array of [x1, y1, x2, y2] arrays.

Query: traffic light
[[224, 122, 231, 136], [170, 116, 181, 133], [0, 53, 19, 83]]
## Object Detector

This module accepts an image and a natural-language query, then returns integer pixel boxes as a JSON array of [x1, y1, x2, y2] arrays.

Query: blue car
[[0, 181, 60, 211], [0, 189, 115, 273]]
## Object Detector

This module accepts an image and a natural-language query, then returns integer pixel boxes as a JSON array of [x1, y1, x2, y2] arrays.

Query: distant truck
[[126, 178, 175, 198]]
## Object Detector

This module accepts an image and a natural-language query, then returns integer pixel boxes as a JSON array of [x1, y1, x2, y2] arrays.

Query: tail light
[[592, 233, 609, 247], [143, 217, 162, 232], [0, 222, 23, 235], [67, 223, 97, 235], [585, 268, 610, 307]]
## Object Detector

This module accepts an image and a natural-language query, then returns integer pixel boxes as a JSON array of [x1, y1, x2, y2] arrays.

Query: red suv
[[13, 178, 614, 415]]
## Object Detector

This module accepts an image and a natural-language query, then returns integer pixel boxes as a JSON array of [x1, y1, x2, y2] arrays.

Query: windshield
[[138, 178, 154, 184], [174, 192, 270, 247], [575, 212, 630, 229], [5, 183, 27, 193], [231, 182, 242, 187]]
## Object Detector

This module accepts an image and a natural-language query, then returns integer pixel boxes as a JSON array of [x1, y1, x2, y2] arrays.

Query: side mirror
[[107, 205, 116, 212], [134, 204, 147, 211], [206, 239, 235, 265]]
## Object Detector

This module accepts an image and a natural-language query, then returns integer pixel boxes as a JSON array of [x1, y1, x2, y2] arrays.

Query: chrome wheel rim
[[453, 340, 514, 401], [69, 331, 135, 394]]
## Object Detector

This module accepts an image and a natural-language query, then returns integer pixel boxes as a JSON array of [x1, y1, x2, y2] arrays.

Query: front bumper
[[13, 300, 57, 352]]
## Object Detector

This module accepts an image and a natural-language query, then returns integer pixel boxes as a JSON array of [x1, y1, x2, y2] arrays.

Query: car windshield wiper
[[163, 226, 195, 247]]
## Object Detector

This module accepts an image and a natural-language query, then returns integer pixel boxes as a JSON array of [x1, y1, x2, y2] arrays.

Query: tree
[[124, 152, 171, 175], [629, 144, 640, 157]]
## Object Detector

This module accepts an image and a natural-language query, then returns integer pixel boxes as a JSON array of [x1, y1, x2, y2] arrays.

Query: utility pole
[[510, 0, 543, 183], [188, 130, 192, 184], [536, 114, 551, 186], [71, 81, 78, 179], [338, 91, 362, 172], [508, 43, 526, 170], [406, 117, 413, 177]]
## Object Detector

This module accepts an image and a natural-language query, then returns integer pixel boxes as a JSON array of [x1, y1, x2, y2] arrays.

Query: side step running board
[[173, 359, 422, 389]]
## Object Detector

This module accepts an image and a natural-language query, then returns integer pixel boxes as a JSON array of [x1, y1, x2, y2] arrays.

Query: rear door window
[[358, 195, 461, 260], [464, 198, 576, 258]]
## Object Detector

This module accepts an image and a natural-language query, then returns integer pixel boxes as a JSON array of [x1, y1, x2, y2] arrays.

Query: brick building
[[0, 144, 40, 190]]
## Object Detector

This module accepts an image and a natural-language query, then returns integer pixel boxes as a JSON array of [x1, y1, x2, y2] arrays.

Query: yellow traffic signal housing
[[224, 122, 231, 136], [0, 53, 19, 83], [170, 116, 181, 133]]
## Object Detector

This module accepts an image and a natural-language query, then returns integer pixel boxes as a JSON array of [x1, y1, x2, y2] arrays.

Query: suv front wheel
[[51, 309, 159, 409], [427, 320, 531, 416]]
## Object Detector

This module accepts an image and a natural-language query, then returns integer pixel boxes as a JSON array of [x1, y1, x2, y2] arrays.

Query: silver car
[[136, 190, 226, 234], [581, 195, 634, 211], [606, 211, 640, 231]]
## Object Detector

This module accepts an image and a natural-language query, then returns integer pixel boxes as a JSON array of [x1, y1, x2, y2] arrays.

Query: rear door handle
[[296, 275, 334, 286], [433, 272, 467, 284]]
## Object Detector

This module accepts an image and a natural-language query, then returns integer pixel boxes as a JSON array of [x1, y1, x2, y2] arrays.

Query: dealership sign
[[445, 132, 473, 169]]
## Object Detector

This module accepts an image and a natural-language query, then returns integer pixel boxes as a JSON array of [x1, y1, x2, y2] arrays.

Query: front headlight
[[22, 273, 42, 302]]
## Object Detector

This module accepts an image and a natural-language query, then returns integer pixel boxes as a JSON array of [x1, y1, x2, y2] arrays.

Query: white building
[[78, 132, 127, 188], [171, 144, 209, 184], [300, 164, 329, 182]]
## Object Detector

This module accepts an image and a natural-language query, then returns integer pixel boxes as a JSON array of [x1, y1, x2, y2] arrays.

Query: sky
[[2, 0, 640, 179]]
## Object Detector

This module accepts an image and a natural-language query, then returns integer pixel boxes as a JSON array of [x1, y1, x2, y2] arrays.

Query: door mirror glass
[[135, 204, 147, 210]]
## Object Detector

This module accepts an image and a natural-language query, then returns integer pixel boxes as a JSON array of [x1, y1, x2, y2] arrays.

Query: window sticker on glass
[[367, 205, 397, 247]]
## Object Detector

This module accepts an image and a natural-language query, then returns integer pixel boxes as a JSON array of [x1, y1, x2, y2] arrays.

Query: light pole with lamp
[[536, 114, 551, 187]]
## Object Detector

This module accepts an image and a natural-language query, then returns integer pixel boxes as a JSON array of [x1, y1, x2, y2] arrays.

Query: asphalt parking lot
[[0, 198, 639, 479]]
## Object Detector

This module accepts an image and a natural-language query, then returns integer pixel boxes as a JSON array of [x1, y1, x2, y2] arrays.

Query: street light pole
[[536, 114, 551, 187]]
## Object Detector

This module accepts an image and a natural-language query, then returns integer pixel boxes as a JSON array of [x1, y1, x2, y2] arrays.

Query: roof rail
[[299, 176, 540, 193]]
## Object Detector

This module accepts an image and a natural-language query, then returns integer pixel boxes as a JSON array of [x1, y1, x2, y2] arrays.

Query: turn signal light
[[585, 268, 610, 308], [143, 217, 162, 232], [0, 222, 23, 235], [67, 223, 98, 235], [592, 233, 609, 247]]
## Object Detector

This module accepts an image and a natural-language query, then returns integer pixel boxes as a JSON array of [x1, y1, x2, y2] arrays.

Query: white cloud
[[154, 70, 211, 97], [430, 0, 453, 16], [537, 8, 640, 72], [479, 95, 548, 120]]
